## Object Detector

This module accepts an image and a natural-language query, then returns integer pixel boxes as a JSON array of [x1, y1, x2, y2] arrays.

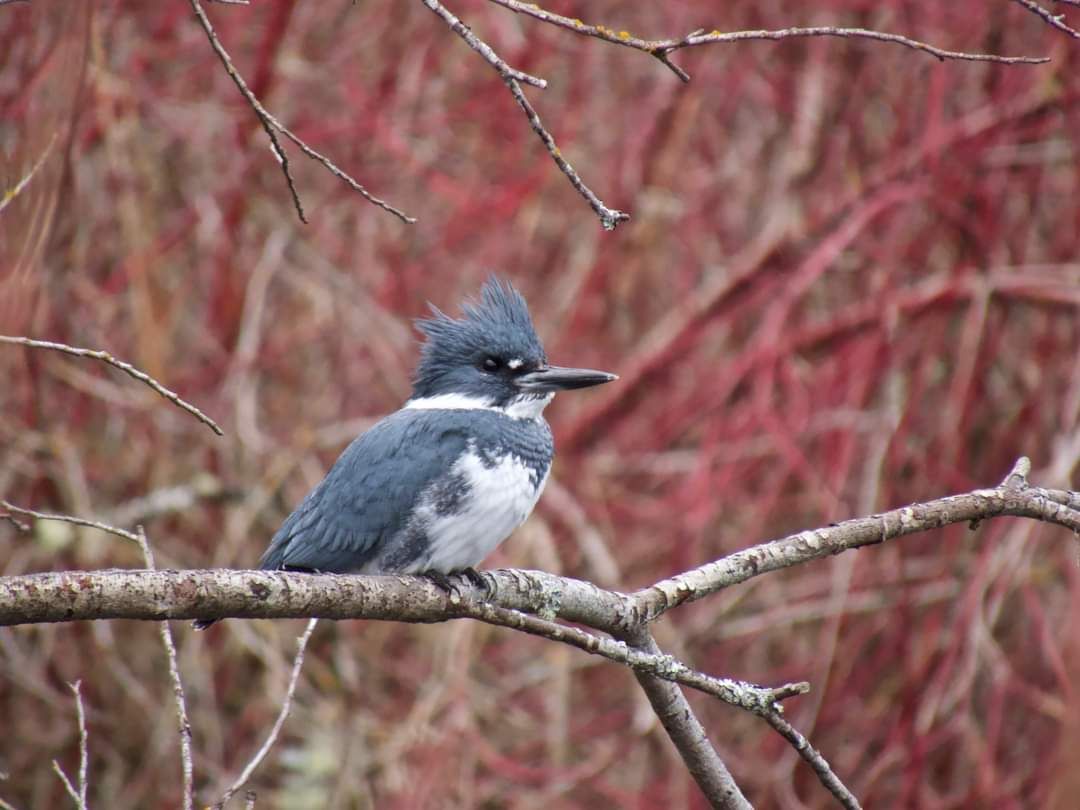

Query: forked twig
[[1, 501, 140, 544], [420, 0, 546, 87], [188, 0, 415, 224], [421, 0, 629, 230], [213, 618, 318, 809], [52, 681, 90, 810]]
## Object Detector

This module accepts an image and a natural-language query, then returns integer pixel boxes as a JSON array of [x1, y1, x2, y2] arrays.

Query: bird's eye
[[482, 356, 501, 372]]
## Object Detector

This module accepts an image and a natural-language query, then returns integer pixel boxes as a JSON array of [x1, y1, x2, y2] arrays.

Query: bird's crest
[[413, 277, 546, 397]]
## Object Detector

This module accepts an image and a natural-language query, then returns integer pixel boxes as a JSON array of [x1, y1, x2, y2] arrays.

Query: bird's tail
[[192, 618, 217, 631]]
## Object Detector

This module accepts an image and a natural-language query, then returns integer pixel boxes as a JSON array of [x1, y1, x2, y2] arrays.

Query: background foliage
[[1, 1, 1078, 807]]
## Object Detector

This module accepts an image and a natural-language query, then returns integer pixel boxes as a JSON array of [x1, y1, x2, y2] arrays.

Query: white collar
[[405, 392, 554, 420]]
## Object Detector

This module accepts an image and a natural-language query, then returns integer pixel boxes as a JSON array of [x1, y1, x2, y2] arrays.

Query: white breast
[[417, 450, 548, 574]]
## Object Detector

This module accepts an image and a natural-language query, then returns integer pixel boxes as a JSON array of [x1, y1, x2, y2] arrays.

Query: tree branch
[[623, 629, 754, 810], [4, 459, 1077, 808]]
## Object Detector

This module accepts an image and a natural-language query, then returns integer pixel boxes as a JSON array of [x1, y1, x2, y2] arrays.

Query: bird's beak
[[516, 365, 618, 392]]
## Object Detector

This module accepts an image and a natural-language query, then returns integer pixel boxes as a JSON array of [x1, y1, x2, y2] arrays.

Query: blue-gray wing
[[259, 409, 471, 572]]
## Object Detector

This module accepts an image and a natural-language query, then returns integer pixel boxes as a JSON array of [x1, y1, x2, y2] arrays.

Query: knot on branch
[[1001, 456, 1032, 491]]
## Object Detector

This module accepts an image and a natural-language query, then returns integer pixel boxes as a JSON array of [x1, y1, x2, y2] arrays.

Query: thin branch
[[1012, 0, 1080, 38], [634, 457, 1080, 622], [488, 0, 1050, 80], [136, 528, 194, 810], [421, 0, 629, 230], [72, 682, 88, 810], [187, 0, 415, 224], [51, 763, 81, 810], [0, 132, 58, 214], [213, 618, 318, 810], [52, 681, 89, 810], [1, 501, 141, 544], [501, 77, 630, 230], [761, 710, 861, 810], [0, 336, 223, 436], [465, 598, 808, 711], [0, 510, 30, 533], [419, 0, 546, 87]]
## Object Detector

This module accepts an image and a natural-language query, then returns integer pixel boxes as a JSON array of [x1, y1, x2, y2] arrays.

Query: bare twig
[[213, 618, 318, 809], [0, 336, 223, 436], [1, 501, 140, 544], [136, 528, 194, 810], [51, 764, 81, 810], [187, 0, 415, 224], [761, 710, 861, 810], [465, 599, 808, 711], [1011, 0, 1080, 37], [421, 0, 629, 230], [634, 457, 1080, 622], [0, 510, 30, 533], [501, 78, 630, 230], [488, 0, 1050, 80], [52, 681, 89, 810], [419, 0, 546, 87]]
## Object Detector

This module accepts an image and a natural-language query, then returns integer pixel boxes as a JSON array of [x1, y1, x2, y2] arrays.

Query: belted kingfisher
[[195, 277, 615, 628]]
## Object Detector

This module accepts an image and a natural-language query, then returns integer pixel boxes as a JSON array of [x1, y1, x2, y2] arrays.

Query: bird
[[194, 277, 616, 629]]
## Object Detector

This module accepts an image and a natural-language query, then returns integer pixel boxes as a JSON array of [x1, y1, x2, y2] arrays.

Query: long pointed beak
[[516, 365, 618, 393]]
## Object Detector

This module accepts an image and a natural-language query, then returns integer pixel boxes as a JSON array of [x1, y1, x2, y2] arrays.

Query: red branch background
[[1, 1, 1079, 808]]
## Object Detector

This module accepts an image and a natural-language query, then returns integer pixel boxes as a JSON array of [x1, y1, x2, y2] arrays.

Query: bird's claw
[[423, 568, 493, 601], [424, 570, 460, 597]]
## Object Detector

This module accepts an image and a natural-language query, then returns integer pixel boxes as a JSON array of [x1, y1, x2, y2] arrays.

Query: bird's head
[[410, 277, 616, 419]]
